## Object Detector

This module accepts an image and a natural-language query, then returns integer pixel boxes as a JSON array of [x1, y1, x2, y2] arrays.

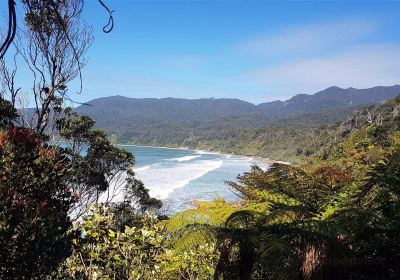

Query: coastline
[[116, 143, 282, 166], [53, 141, 287, 166], [117, 143, 191, 151]]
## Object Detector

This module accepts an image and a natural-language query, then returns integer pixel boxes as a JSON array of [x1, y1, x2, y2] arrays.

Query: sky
[[3, 0, 400, 104]]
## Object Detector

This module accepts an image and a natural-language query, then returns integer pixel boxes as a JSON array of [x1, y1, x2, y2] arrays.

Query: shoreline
[[53, 141, 287, 166], [117, 143, 191, 151], [116, 143, 282, 166]]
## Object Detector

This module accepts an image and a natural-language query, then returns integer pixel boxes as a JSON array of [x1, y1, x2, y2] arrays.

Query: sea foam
[[167, 155, 201, 162], [195, 150, 221, 155], [133, 165, 151, 171], [135, 159, 224, 199]]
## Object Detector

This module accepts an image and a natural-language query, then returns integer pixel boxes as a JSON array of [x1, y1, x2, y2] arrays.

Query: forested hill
[[75, 85, 400, 160], [78, 96, 257, 122], [78, 85, 400, 123], [257, 85, 400, 118]]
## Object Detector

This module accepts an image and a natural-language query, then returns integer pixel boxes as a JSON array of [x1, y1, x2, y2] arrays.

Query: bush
[[57, 205, 166, 279], [0, 127, 74, 279]]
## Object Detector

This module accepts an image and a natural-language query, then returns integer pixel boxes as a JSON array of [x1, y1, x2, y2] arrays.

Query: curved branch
[[98, 0, 114, 33], [0, 0, 17, 59]]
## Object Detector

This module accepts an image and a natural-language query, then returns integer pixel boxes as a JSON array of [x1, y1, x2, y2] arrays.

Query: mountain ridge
[[85, 84, 400, 106], [77, 84, 400, 123]]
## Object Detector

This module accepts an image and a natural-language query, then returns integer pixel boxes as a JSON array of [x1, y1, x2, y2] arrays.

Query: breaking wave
[[167, 155, 201, 162], [135, 159, 224, 199]]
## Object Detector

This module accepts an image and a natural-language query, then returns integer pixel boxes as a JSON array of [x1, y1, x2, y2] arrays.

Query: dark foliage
[[0, 127, 74, 279], [0, 97, 17, 127]]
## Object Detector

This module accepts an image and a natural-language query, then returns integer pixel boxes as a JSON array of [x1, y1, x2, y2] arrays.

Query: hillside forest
[[76, 85, 400, 162]]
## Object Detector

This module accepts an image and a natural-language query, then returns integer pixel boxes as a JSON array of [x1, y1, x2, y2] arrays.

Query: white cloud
[[237, 17, 378, 56], [232, 16, 398, 101], [244, 43, 400, 100]]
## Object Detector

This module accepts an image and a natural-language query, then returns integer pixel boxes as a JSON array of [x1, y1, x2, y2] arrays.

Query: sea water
[[118, 145, 268, 214]]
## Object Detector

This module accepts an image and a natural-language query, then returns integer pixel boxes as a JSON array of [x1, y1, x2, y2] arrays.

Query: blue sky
[[4, 0, 400, 104]]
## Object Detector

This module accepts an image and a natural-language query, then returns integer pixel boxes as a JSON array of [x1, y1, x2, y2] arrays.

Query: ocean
[[118, 145, 268, 214]]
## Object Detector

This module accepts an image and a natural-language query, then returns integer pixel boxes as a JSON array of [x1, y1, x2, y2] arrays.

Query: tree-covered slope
[[78, 85, 400, 123], [75, 85, 400, 161], [257, 85, 400, 118]]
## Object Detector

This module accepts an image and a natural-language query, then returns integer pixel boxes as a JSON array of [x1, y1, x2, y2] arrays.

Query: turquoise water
[[118, 145, 268, 214]]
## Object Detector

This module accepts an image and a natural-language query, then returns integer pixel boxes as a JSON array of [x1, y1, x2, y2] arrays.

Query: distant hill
[[78, 85, 400, 122], [256, 85, 400, 118], [77, 96, 257, 123], [75, 85, 400, 156]]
